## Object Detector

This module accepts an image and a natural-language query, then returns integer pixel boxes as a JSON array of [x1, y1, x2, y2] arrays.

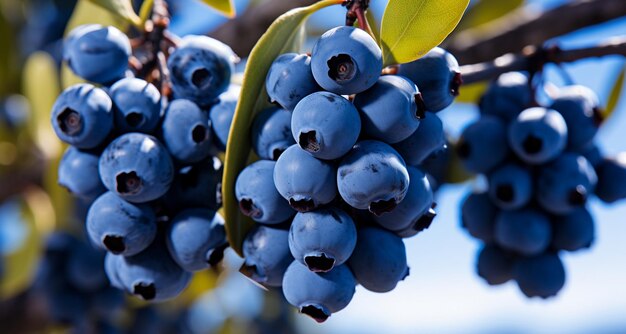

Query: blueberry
[[235, 160, 295, 224], [161, 99, 212, 164], [461, 192, 498, 243], [0, 94, 30, 129], [291, 92, 361, 160], [282, 261, 356, 323], [289, 207, 357, 273], [273, 145, 337, 212], [105, 252, 124, 289], [487, 164, 533, 210], [494, 208, 552, 256], [109, 78, 161, 134], [479, 72, 532, 122], [581, 144, 603, 168], [115, 236, 192, 302], [393, 112, 446, 166], [99, 133, 174, 203], [51, 83, 113, 149], [373, 166, 434, 236], [551, 207, 595, 251], [310, 26, 382, 95], [168, 35, 237, 106], [241, 225, 293, 287], [265, 53, 321, 110], [536, 153, 597, 214], [65, 242, 107, 291], [476, 245, 516, 286], [457, 115, 509, 173], [58, 146, 106, 200], [251, 107, 295, 160], [64, 25, 131, 84], [348, 226, 409, 293], [354, 75, 423, 143], [514, 252, 565, 299], [508, 107, 568, 164], [209, 85, 240, 151], [338, 140, 409, 215], [397, 47, 461, 112], [595, 154, 626, 203], [87, 191, 157, 256], [550, 85, 601, 150], [163, 157, 223, 212], [166, 209, 226, 272]]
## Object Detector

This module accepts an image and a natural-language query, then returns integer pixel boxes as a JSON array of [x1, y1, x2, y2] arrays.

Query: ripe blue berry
[[265, 53, 321, 110], [536, 153, 597, 214], [51, 83, 113, 149], [99, 133, 174, 203], [354, 75, 423, 143], [161, 99, 212, 164], [480, 72, 532, 122], [58, 146, 106, 200], [514, 252, 565, 299], [235, 160, 295, 224], [338, 140, 409, 215], [114, 236, 192, 302], [166, 209, 226, 272], [393, 112, 446, 166], [310, 26, 382, 95], [163, 157, 223, 212], [289, 207, 357, 273], [397, 47, 461, 112], [348, 226, 409, 293], [209, 84, 240, 151], [273, 145, 337, 212], [63, 25, 131, 84], [105, 253, 124, 289], [476, 245, 516, 285], [282, 261, 356, 323], [241, 225, 293, 287], [594, 154, 626, 203], [488, 164, 533, 210], [494, 209, 552, 256], [167, 35, 237, 106], [550, 85, 601, 150], [87, 191, 157, 256], [508, 107, 568, 164], [291, 92, 361, 160], [109, 78, 161, 134], [65, 242, 107, 291], [373, 166, 434, 236], [251, 107, 295, 160], [461, 192, 498, 243], [457, 115, 509, 173], [551, 207, 594, 251]]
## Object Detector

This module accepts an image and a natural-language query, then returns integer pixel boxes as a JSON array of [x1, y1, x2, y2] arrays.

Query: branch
[[446, 0, 626, 65], [209, 0, 318, 57], [461, 36, 626, 84]]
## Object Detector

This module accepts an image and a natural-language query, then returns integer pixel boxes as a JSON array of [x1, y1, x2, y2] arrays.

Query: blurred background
[[1, 0, 626, 333]]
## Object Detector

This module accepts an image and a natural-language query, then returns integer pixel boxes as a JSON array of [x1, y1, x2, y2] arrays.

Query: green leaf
[[200, 0, 236, 18], [139, 0, 154, 24], [380, 0, 470, 66], [86, 0, 142, 27], [455, 82, 487, 104], [366, 8, 381, 44], [603, 63, 626, 122], [222, 0, 341, 256], [456, 0, 524, 31]]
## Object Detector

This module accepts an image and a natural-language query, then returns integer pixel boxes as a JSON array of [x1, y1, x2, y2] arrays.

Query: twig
[[446, 0, 626, 64], [460, 36, 626, 84]]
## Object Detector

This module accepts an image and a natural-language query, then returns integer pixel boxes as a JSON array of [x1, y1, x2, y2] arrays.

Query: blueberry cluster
[[236, 26, 460, 322], [52, 24, 240, 301], [459, 72, 626, 298], [34, 232, 125, 329]]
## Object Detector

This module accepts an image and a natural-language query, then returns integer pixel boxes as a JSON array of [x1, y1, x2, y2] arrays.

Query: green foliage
[[85, 0, 142, 27], [0, 7, 20, 96], [222, 0, 342, 256], [456, 0, 524, 31], [200, 0, 236, 17], [380, 0, 470, 67], [604, 63, 626, 122], [456, 82, 488, 104]]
